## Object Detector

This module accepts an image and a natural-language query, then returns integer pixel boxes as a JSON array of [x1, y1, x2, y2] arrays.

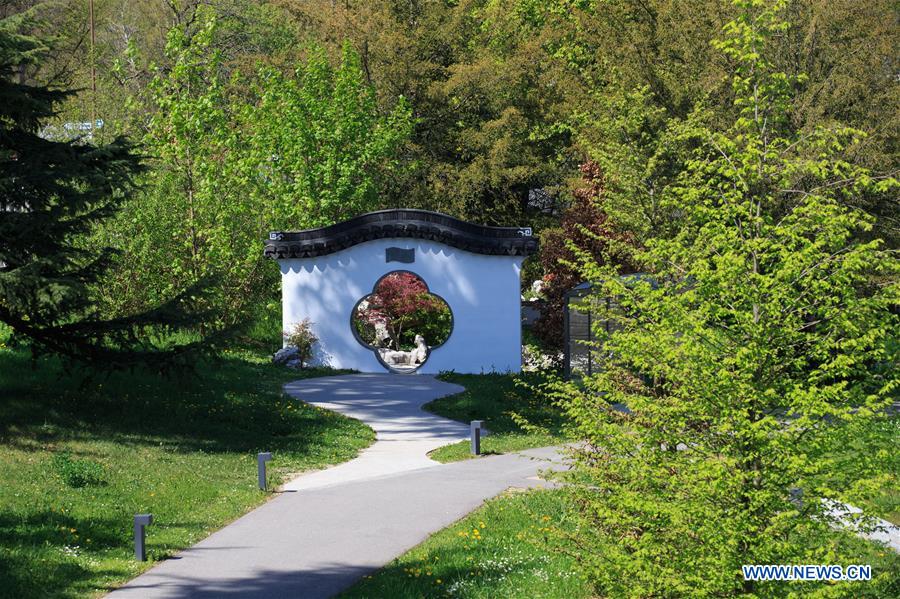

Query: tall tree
[[533, 161, 636, 350], [0, 13, 211, 364], [524, 0, 899, 245], [280, 0, 574, 225], [545, 1, 899, 594], [240, 41, 413, 230], [94, 12, 413, 321], [91, 10, 241, 318]]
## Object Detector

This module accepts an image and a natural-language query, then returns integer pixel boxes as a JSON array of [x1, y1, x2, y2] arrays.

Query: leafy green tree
[[545, 1, 899, 595], [92, 11, 247, 320], [96, 12, 413, 322], [522, 0, 899, 245], [283, 0, 574, 225], [0, 14, 211, 364], [240, 41, 413, 229]]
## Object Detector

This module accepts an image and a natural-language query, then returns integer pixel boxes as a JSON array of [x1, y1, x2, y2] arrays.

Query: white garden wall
[[280, 238, 524, 374]]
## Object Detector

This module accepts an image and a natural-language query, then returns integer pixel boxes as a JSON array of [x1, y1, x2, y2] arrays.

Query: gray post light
[[134, 513, 153, 561], [470, 420, 484, 455], [258, 452, 273, 491]]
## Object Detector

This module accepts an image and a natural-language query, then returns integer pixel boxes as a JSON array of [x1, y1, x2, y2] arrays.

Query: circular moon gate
[[351, 271, 453, 373]]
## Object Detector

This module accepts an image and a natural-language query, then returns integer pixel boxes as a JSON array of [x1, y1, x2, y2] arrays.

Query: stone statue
[[379, 334, 428, 368], [357, 299, 392, 347], [373, 321, 391, 347]]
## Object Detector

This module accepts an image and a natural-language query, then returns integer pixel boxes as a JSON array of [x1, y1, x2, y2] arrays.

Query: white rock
[[273, 346, 300, 365]]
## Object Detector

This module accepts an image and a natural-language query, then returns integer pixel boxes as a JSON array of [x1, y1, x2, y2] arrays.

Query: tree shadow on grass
[[0, 349, 363, 456], [0, 509, 139, 599]]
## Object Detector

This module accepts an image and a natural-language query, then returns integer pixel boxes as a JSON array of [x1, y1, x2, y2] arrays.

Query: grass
[[340, 487, 900, 599], [0, 341, 374, 599], [339, 488, 591, 599], [424, 372, 567, 463], [870, 488, 900, 527]]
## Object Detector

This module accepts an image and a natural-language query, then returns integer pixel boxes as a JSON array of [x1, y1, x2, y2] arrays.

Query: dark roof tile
[[263, 209, 538, 259]]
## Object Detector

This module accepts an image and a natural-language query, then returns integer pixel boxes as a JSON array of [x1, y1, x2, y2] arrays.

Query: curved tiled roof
[[263, 209, 538, 259]]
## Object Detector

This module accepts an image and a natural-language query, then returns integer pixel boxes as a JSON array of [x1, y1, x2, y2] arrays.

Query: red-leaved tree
[[533, 161, 636, 349], [357, 272, 451, 350]]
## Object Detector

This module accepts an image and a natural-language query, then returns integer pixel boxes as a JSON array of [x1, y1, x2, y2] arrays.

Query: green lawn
[[0, 344, 373, 599], [424, 373, 567, 463], [341, 486, 900, 599], [339, 488, 591, 599]]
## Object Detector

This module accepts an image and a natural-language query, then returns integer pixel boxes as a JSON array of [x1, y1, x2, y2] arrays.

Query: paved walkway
[[282, 374, 469, 490], [825, 500, 900, 553], [108, 375, 562, 598]]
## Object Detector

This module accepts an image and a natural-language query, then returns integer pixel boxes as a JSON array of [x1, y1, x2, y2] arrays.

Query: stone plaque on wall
[[386, 247, 415, 263]]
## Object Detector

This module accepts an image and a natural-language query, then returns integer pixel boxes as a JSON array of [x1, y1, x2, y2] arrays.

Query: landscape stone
[[272, 346, 299, 365]]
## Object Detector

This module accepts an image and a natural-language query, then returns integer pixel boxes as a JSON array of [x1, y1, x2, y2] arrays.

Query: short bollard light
[[258, 452, 273, 491], [470, 420, 484, 455], [134, 513, 153, 561]]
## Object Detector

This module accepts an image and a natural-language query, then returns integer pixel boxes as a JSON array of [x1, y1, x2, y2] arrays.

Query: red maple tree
[[357, 272, 450, 349], [533, 161, 636, 349]]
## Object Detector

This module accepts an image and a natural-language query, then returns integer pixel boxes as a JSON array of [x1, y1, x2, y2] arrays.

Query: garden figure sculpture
[[379, 334, 428, 367], [373, 321, 391, 347]]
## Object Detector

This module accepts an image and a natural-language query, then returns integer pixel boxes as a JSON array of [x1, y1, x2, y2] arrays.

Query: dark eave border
[[263, 209, 539, 259]]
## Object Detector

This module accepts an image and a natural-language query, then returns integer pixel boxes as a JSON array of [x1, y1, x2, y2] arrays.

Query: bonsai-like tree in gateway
[[355, 272, 451, 350]]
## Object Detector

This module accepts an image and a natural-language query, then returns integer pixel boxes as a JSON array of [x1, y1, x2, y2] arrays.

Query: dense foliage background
[[1, 2, 897, 596], [2, 0, 896, 339]]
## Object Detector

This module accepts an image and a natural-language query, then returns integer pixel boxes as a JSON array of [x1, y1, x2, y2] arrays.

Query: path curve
[[282, 373, 469, 491], [107, 374, 561, 599]]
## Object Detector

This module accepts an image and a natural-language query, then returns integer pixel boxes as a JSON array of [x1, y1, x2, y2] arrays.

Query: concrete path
[[825, 500, 900, 553], [281, 374, 469, 491], [107, 375, 562, 599]]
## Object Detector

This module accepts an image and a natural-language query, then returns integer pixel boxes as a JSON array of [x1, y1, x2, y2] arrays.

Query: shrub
[[51, 453, 106, 488], [544, 4, 900, 595], [522, 344, 562, 373], [284, 319, 318, 368]]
